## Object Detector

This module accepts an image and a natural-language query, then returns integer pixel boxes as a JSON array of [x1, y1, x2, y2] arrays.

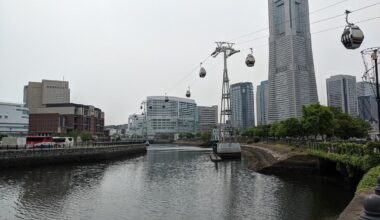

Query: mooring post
[[359, 176, 380, 220]]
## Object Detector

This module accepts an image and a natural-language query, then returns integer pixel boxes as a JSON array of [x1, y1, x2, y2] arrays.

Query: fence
[[0, 141, 147, 151]]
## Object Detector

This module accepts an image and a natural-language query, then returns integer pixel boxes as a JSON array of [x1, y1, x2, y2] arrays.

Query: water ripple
[[0, 145, 352, 220]]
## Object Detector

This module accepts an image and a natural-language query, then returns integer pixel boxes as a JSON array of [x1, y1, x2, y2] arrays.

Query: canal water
[[0, 145, 352, 220]]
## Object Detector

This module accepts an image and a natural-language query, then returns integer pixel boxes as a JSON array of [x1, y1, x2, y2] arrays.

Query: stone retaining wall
[[0, 144, 147, 169]]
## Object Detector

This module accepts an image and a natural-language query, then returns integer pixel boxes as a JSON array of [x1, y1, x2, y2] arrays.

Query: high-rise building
[[196, 106, 218, 132], [24, 80, 70, 113], [0, 102, 29, 135], [144, 96, 197, 138], [357, 81, 378, 97], [357, 81, 378, 122], [256, 80, 268, 125], [230, 82, 255, 130], [267, 0, 318, 123], [326, 75, 358, 117]]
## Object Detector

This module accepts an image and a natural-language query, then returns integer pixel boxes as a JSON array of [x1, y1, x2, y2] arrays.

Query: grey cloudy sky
[[1, 0, 380, 125]]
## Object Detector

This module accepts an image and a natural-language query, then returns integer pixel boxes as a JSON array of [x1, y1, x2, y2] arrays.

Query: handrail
[[0, 141, 146, 152]]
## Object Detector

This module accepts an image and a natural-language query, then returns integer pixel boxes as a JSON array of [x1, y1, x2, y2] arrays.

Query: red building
[[29, 103, 104, 138]]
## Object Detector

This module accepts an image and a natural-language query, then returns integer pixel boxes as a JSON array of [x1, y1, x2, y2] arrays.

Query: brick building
[[29, 103, 104, 137]]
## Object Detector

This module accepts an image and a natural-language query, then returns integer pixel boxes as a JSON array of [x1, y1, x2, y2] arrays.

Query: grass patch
[[357, 165, 380, 192]]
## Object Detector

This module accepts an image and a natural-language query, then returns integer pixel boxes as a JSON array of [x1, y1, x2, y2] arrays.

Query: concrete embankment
[[241, 144, 321, 174], [242, 143, 366, 219], [174, 140, 211, 147], [0, 144, 147, 169]]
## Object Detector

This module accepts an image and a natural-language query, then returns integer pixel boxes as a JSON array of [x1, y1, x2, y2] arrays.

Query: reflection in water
[[0, 145, 352, 220]]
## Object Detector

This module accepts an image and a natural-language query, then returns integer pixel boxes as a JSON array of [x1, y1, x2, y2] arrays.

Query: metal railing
[[0, 141, 146, 152]]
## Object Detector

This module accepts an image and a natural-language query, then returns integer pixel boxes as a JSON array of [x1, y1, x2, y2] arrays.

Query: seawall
[[0, 144, 147, 169], [242, 143, 366, 219], [174, 140, 211, 147], [241, 144, 321, 174]]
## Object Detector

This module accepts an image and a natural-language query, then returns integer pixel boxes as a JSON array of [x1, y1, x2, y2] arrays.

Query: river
[[0, 144, 353, 220]]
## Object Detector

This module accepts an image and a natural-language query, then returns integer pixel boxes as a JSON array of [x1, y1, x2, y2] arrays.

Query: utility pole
[[211, 42, 240, 142]]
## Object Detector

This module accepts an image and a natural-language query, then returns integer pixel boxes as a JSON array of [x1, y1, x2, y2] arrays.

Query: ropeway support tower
[[210, 42, 242, 158]]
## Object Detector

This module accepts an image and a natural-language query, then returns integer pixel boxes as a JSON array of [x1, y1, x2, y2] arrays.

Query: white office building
[[326, 75, 358, 117], [143, 96, 196, 138], [0, 102, 29, 135], [267, 0, 318, 123]]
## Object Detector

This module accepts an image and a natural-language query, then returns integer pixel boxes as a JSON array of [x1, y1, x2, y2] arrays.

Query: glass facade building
[[230, 82, 255, 130], [267, 0, 318, 123], [326, 75, 358, 117]]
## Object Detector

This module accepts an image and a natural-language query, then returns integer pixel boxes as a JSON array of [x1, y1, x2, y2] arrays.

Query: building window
[[275, 1, 285, 35], [4, 115, 8, 119], [295, 1, 303, 33], [0, 115, 2, 119]]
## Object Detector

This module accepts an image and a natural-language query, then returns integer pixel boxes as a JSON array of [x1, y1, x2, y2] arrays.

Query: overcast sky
[[1, 0, 380, 125]]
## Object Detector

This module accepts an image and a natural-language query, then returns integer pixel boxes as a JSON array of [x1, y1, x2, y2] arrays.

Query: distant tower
[[326, 75, 358, 117], [267, 0, 318, 123], [230, 82, 255, 130], [256, 80, 269, 125]]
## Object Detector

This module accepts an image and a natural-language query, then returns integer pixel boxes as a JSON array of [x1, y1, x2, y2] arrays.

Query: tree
[[269, 122, 286, 138], [185, 133, 195, 139], [333, 110, 371, 139], [301, 103, 334, 139], [201, 131, 211, 142], [80, 131, 92, 142], [282, 118, 302, 138]]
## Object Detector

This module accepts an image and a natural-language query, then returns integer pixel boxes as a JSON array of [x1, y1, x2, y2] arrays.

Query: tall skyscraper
[[256, 80, 269, 126], [230, 82, 255, 130], [326, 75, 358, 117], [267, 0, 318, 123]]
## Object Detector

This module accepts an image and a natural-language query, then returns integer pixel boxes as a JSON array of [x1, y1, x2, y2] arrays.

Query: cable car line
[[235, 1, 380, 46], [167, 54, 211, 94], [239, 14, 380, 53], [228, 0, 349, 42], [163, 1, 380, 100]]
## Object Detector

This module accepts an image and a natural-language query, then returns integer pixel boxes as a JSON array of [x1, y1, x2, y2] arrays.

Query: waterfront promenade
[[0, 143, 147, 169]]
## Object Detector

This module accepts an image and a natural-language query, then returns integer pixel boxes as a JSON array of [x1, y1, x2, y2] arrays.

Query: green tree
[[269, 122, 286, 138], [282, 118, 302, 137], [301, 103, 334, 139], [185, 133, 195, 139], [201, 131, 211, 142], [334, 110, 371, 139], [80, 131, 92, 142]]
